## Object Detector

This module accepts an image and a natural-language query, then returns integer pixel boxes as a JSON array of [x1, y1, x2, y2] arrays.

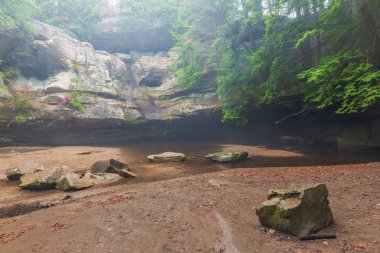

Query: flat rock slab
[[256, 183, 334, 236], [147, 152, 187, 162], [6, 162, 45, 181], [83, 172, 123, 182], [205, 152, 248, 163], [119, 169, 137, 178], [19, 167, 70, 190]]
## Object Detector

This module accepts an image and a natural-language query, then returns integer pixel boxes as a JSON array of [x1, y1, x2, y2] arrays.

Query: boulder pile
[[5, 159, 137, 192]]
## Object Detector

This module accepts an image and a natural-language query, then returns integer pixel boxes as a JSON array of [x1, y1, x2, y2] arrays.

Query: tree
[[172, 0, 380, 123], [0, 0, 37, 30]]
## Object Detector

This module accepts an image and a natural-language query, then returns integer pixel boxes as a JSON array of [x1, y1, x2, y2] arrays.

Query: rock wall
[[0, 20, 218, 127]]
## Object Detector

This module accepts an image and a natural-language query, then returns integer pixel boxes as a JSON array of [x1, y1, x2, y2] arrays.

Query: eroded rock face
[[6, 162, 45, 181], [205, 152, 248, 163], [147, 152, 187, 162], [256, 183, 334, 236], [0, 20, 218, 126], [19, 167, 70, 190]]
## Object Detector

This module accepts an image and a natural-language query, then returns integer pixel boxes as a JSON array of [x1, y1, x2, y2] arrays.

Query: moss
[[14, 115, 27, 124]]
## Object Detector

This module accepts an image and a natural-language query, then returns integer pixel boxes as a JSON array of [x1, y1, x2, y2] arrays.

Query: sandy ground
[[0, 143, 379, 253]]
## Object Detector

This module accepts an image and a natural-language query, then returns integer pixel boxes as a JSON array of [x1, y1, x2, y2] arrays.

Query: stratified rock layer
[[0, 20, 218, 125]]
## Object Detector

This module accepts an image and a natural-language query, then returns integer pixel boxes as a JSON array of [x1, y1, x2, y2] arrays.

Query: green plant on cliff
[[69, 76, 84, 112]]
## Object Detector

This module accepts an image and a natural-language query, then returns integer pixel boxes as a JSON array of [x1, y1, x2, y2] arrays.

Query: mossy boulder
[[56, 172, 95, 191], [256, 183, 334, 236], [6, 162, 45, 181], [91, 159, 128, 174], [147, 152, 186, 162], [205, 152, 248, 163], [19, 167, 70, 190]]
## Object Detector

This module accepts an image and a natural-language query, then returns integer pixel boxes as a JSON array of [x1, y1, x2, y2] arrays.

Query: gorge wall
[[0, 16, 379, 155]]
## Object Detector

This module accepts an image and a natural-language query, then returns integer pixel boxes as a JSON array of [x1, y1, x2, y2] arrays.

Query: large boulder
[[147, 152, 186, 162], [19, 167, 70, 190], [91, 159, 128, 174], [56, 172, 95, 191], [6, 162, 45, 181], [205, 152, 248, 163], [256, 183, 334, 236]]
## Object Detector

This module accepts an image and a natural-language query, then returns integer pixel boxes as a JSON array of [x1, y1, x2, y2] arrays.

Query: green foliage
[[0, 116, 6, 125], [35, 0, 101, 41], [299, 52, 380, 113], [118, 0, 179, 28], [69, 93, 84, 112], [0, 0, 37, 30], [14, 115, 27, 124], [69, 75, 84, 112], [172, 0, 380, 123]]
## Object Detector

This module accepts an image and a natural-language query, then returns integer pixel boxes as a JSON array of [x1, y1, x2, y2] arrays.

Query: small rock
[[56, 172, 95, 191], [118, 169, 137, 178], [91, 159, 128, 174], [6, 162, 45, 181], [147, 152, 186, 162], [205, 152, 248, 163], [19, 167, 70, 190], [77, 151, 92, 155], [256, 183, 334, 236], [376, 204, 380, 210]]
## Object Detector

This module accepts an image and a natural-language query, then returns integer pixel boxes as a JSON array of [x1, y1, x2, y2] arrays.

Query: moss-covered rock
[[205, 152, 248, 163], [256, 183, 334, 236], [56, 172, 95, 191], [6, 162, 45, 181], [147, 152, 186, 162], [19, 167, 70, 190]]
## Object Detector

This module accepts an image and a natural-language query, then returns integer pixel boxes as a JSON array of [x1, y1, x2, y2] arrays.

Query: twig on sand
[[299, 233, 337, 241]]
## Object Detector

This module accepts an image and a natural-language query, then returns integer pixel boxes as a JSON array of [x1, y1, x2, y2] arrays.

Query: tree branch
[[275, 105, 311, 124]]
